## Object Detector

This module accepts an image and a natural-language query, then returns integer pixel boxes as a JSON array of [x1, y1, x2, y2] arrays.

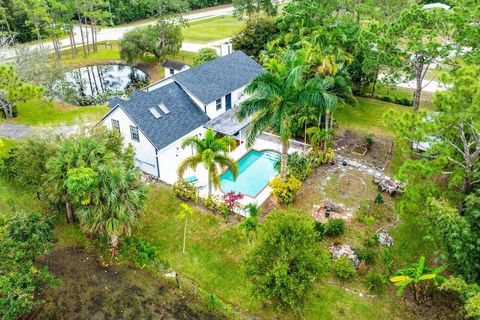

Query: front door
[[225, 93, 232, 110]]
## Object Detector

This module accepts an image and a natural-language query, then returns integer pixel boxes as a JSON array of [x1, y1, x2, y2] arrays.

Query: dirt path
[[33, 246, 225, 320]]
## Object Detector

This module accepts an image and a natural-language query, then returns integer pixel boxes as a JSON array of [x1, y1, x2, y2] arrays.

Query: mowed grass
[[182, 15, 244, 43], [7, 99, 108, 126], [136, 184, 413, 319], [336, 97, 411, 140]]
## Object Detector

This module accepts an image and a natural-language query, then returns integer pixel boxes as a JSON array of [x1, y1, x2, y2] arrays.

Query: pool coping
[[219, 148, 281, 200]]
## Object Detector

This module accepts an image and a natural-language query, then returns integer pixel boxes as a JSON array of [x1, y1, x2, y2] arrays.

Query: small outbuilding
[[162, 60, 190, 78]]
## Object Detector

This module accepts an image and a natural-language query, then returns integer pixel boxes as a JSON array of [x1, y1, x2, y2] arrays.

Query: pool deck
[[192, 132, 310, 213]]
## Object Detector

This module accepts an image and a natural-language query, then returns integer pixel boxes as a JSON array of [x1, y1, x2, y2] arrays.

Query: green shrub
[[381, 247, 394, 276], [354, 247, 376, 265], [377, 94, 413, 106], [200, 194, 228, 215], [270, 176, 302, 205], [120, 237, 165, 269], [307, 147, 335, 168], [324, 218, 345, 237], [286, 152, 312, 181], [364, 235, 379, 248], [374, 193, 384, 204], [313, 221, 325, 241], [333, 256, 356, 280], [173, 180, 198, 202], [364, 272, 386, 295], [363, 133, 375, 150]]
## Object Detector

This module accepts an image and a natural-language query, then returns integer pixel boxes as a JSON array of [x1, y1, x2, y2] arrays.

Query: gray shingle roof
[[162, 60, 187, 70], [108, 82, 209, 150], [172, 51, 263, 104]]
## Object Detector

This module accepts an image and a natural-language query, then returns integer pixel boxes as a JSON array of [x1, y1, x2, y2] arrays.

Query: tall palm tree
[[178, 129, 238, 195], [77, 161, 147, 254], [238, 50, 337, 180]]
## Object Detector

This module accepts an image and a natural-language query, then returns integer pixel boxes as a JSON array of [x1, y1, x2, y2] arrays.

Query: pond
[[58, 64, 149, 106]]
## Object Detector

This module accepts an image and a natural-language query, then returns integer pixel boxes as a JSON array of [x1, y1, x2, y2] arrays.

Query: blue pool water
[[220, 150, 280, 198]]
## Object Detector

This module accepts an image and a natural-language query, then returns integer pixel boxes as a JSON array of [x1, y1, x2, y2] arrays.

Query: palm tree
[[306, 127, 335, 151], [77, 161, 147, 254], [245, 202, 263, 218], [178, 203, 193, 254], [238, 50, 336, 181], [296, 103, 318, 146], [178, 129, 238, 195], [239, 216, 258, 244]]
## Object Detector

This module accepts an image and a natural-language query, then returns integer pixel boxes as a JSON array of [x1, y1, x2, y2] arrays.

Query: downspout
[[155, 148, 160, 179]]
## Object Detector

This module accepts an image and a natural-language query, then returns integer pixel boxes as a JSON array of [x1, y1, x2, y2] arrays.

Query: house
[[162, 60, 190, 78], [100, 51, 264, 184]]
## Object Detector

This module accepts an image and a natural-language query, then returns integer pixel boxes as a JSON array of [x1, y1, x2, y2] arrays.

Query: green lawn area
[[136, 184, 414, 320], [336, 97, 411, 140], [0, 138, 19, 157], [6, 99, 108, 126], [182, 15, 244, 43]]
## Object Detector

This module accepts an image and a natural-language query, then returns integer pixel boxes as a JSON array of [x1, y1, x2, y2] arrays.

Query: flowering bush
[[223, 191, 244, 213], [200, 194, 228, 216], [270, 176, 302, 205]]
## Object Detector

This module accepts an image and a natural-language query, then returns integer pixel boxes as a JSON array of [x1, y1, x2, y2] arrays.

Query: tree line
[[0, 0, 231, 55]]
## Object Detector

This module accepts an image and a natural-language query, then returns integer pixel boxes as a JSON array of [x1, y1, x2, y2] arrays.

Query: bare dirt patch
[[32, 246, 225, 320], [334, 130, 393, 170]]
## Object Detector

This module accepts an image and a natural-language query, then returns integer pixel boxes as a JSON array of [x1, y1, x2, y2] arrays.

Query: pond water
[[58, 64, 149, 106]]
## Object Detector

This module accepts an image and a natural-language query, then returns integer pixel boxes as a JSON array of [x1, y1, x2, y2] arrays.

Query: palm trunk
[[371, 71, 378, 98], [280, 139, 289, 181], [65, 198, 74, 223], [110, 234, 119, 256], [182, 217, 188, 254], [208, 178, 212, 196], [78, 15, 87, 57], [325, 110, 329, 131]]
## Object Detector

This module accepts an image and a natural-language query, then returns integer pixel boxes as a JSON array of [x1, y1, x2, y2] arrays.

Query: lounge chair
[[184, 176, 198, 184]]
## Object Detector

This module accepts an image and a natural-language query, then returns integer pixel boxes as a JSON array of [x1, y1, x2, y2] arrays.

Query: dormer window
[[216, 98, 222, 110]]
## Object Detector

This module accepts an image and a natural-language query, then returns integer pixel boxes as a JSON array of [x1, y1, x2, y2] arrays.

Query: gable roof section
[[107, 82, 209, 151], [162, 59, 188, 70], [172, 51, 263, 105]]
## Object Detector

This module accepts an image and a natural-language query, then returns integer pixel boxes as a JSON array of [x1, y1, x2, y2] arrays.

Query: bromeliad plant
[[390, 256, 446, 302]]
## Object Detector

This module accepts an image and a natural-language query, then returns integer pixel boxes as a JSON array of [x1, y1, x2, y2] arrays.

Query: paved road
[[0, 6, 233, 61]]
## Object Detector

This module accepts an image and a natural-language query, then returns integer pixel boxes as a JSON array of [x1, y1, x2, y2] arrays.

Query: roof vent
[[158, 103, 170, 115], [148, 107, 162, 119]]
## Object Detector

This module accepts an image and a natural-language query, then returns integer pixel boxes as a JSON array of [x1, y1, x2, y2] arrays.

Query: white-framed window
[[215, 98, 222, 110], [130, 125, 139, 142], [111, 119, 120, 132]]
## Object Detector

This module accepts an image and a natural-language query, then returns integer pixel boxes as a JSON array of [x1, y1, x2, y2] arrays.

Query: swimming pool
[[220, 150, 281, 198]]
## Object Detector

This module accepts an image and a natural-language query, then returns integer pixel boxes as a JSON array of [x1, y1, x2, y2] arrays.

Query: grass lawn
[[7, 99, 108, 126], [336, 97, 411, 140], [182, 15, 244, 43], [136, 184, 414, 319], [0, 138, 19, 157]]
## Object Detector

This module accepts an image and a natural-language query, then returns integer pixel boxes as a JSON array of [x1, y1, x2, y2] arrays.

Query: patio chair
[[184, 176, 198, 184]]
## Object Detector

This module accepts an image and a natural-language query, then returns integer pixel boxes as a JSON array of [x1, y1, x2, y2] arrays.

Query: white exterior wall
[[145, 77, 174, 92], [156, 126, 207, 184], [102, 107, 158, 177], [204, 85, 248, 119]]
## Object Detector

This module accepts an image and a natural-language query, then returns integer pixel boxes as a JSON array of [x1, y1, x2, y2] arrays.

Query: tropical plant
[[363, 133, 375, 150], [76, 161, 147, 254], [178, 129, 238, 195], [223, 191, 244, 214], [374, 193, 384, 204], [275, 152, 312, 181], [306, 127, 335, 151], [245, 202, 263, 217], [238, 50, 338, 180], [244, 210, 329, 313], [239, 215, 258, 243], [390, 256, 446, 301], [178, 203, 193, 254]]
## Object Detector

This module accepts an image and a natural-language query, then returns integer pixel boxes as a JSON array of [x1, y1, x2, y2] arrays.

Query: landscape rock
[[377, 229, 394, 246], [329, 243, 359, 267]]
